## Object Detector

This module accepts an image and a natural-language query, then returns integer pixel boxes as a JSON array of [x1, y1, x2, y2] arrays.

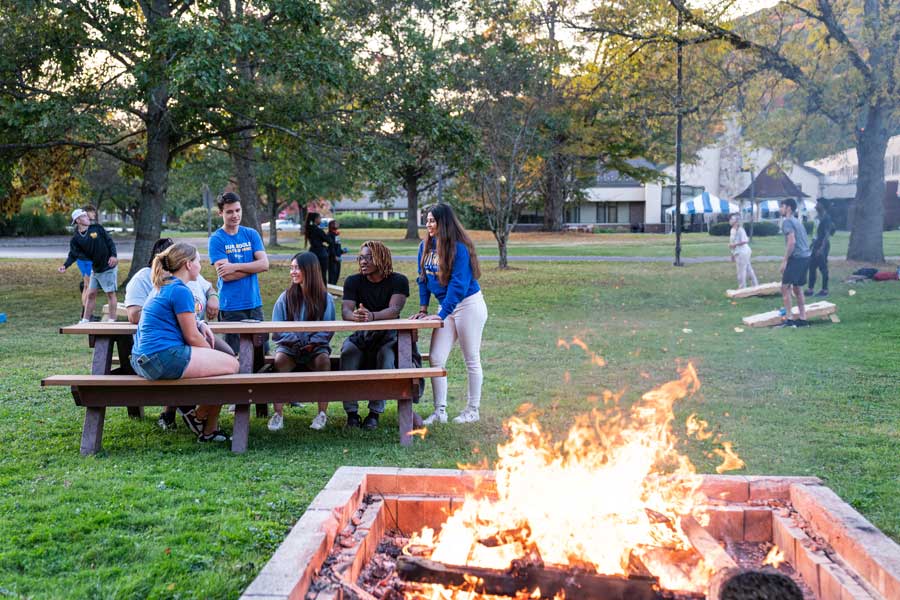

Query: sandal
[[198, 430, 231, 443]]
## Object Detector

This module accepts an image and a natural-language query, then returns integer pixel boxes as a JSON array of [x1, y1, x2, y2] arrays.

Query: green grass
[[165, 228, 900, 259], [1, 257, 898, 598]]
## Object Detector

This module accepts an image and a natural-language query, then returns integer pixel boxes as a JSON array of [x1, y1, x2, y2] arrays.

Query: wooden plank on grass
[[742, 301, 837, 328], [726, 282, 781, 299], [101, 302, 129, 319]]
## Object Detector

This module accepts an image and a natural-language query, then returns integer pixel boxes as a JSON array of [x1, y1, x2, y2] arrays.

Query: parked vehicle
[[261, 219, 301, 231]]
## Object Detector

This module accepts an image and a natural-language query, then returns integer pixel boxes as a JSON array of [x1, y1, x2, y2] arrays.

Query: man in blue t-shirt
[[208, 192, 269, 353]]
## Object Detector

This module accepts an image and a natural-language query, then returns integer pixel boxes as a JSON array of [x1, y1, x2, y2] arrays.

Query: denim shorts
[[89, 266, 119, 292], [131, 344, 192, 380], [76, 259, 93, 277]]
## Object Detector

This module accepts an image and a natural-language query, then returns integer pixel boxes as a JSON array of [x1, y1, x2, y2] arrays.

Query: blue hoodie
[[270, 290, 335, 348], [417, 239, 481, 319]]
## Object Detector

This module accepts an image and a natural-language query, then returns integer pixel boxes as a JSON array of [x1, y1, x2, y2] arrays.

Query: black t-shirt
[[343, 272, 409, 312]]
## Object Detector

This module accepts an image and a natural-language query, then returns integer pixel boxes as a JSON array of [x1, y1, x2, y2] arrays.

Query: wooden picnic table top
[[59, 318, 442, 335]]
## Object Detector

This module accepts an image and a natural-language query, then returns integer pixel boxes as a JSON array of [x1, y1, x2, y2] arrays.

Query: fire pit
[[240, 468, 899, 600], [240, 367, 899, 600]]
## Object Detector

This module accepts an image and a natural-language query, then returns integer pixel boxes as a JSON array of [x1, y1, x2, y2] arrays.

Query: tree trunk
[[229, 128, 262, 233], [129, 0, 171, 279], [265, 182, 278, 247], [542, 150, 566, 231], [404, 173, 420, 240], [847, 104, 889, 262]]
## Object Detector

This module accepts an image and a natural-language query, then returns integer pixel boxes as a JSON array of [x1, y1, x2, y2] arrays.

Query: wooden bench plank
[[60, 318, 442, 335], [42, 367, 443, 387]]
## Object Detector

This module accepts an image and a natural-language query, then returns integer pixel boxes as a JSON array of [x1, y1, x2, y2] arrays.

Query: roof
[[735, 162, 809, 199], [591, 158, 661, 188], [332, 191, 409, 211]]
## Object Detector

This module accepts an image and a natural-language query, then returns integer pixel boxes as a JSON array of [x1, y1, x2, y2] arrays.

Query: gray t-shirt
[[124, 266, 212, 316], [782, 216, 811, 258]]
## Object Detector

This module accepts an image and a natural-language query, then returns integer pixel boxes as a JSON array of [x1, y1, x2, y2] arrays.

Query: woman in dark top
[[326, 220, 344, 285], [304, 212, 330, 285]]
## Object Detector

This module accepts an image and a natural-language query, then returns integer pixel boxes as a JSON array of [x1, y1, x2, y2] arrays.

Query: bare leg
[[83, 288, 98, 321], [794, 285, 806, 320], [106, 292, 117, 321], [195, 405, 222, 434], [181, 346, 239, 378], [81, 276, 91, 308], [272, 352, 297, 416], [781, 284, 793, 319]]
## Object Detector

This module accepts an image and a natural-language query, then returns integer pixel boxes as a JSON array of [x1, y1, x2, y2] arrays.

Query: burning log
[[396, 555, 659, 600]]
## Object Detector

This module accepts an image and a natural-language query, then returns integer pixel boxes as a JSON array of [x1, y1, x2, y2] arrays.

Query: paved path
[[0, 236, 887, 264]]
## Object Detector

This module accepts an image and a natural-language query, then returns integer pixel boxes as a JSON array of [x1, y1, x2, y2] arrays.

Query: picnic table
[[43, 319, 443, 454]]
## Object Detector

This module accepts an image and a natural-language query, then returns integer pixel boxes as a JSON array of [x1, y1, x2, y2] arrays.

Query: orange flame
[[713, 442, 746, 474], [685, 414, 713, 441], [407, 364, 717, 594], [558, 336, 607, 367], [763, 546, 785, 568]]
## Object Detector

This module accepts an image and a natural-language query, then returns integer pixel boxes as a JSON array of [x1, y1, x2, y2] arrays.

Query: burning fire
[[405, 364, 745, 598], [763, 546, 785, 569]]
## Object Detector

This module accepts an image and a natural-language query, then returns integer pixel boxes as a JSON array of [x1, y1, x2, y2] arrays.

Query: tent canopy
[[736, 162, 809, 200], [666, 191, 738, 215]]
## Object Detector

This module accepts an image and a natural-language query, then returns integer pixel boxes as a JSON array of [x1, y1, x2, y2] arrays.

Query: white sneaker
[[267, 413, 284, 431], [310, 411, 327, 430], [79, 318, 90, 324], [453, 408, 480, 424], [422, 408, 448, 425], [104, 318, 117, 323]]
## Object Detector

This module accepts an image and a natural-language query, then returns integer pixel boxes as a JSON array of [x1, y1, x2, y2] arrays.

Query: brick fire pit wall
[[240, 467, 900, 600]]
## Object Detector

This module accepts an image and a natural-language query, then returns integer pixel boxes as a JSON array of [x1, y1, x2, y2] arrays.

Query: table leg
[[232, 404, 250, 454], [398, 399, 413, 447], [81, 406, 106, 455], [91, 337, 113, 375], [116, 336, 143, 418], [253, 333, 268, 417]]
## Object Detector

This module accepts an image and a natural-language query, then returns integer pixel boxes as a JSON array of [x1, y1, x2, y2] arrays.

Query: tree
[[0, 0, 344, 274], [348, 0, 475, 240]]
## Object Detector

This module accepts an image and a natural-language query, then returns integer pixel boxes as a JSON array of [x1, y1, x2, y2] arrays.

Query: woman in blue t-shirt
[[411, 203, 488, 425], [268, 252, 336, 432], [131, 243, 239, 442]]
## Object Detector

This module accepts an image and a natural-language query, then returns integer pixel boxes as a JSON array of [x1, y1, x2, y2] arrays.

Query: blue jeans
[[131, 345, 192, 380]]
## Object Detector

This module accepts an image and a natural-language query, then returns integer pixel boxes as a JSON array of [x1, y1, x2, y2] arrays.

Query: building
[[331, 192, 411, 221]]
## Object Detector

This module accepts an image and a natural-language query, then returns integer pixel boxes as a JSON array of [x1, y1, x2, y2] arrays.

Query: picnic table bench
[[43, 319, 443, 454]]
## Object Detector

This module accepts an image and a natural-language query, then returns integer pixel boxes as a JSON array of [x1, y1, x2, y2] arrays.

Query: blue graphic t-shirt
[[133, 278, 196, 356], [208, 226, 264, 311]]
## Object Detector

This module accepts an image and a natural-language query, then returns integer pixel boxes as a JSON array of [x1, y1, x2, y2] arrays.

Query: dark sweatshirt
[[63, 224, 117, 273]]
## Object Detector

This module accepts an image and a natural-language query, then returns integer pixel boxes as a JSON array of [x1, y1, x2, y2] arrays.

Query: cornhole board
[[101, 302, 129, 320], [726, 282, 781, 299], [742, 301, 837, 328]]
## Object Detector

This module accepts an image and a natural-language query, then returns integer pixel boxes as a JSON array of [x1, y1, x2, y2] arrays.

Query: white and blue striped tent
[[666, 192, 739, 215], [747, 199, 817, 218]]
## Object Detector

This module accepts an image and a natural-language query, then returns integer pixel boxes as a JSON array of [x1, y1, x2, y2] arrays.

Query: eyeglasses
[[357, 255, 372, 263]]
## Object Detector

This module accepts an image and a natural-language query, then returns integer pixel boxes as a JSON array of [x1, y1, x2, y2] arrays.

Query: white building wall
[[644, 182, 663, 224]]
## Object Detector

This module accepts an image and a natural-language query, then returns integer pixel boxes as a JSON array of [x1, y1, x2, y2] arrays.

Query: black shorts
[[782, 256, 810, 286]]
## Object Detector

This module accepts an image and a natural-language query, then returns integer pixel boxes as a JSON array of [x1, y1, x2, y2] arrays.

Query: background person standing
[[58, 208, 118, 323], [304, 212, 330, 285], [806, 199, 835, 297], [208, 192, 270, 354], [728, 214, 758, 289], [777, 198, 811, 328], [326, 220, 344, 285]]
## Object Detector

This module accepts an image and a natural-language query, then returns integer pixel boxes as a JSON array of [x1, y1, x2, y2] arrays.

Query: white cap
[[71, 208, 87, 224]]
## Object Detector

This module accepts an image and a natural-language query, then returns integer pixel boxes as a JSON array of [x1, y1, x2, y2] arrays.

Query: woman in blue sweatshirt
[[269, 252, 336, 432], [411, 203, 488, 424]]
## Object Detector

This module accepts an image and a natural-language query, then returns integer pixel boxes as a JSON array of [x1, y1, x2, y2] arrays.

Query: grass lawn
[[0, 256, 898, 598], [166, 228, 900, 260]]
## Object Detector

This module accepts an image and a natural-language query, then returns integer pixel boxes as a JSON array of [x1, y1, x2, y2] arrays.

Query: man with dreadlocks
[[340, 240, 410, 430]]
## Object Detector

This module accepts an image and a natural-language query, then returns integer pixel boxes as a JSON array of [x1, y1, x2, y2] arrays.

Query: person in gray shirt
[[776, 198, 811, 328]]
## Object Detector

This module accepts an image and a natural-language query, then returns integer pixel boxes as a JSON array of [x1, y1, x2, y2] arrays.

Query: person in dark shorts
[[340, 240, 410, 430], [208, 192, 270, 354], [777, 198, 811, 328], [806, 199, 835, 297], [267, 252, 336, 432]]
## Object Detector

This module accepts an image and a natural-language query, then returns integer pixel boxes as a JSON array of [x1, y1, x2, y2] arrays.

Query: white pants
[[735, 252, 758, 288], [429, 291, 488, 411]]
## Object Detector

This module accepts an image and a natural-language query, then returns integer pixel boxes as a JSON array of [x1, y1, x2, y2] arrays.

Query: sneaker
[[104, 318, 117, 323], [804, 288, 814, 296], [362, 413, 380, 430], [816, 289, 829, 297], [794, 319, 810, 327], [267, 413, 284, 431], [453, 408, 480, 424], [345, 412, 362, 428], [79, 318, 90, 324], [422, 408, 447, 425], [157, 410, 177, 431], [310, 411, 328, 430], [774, 319, 796, 329], [178, 407, 206, 436], [198, 430, 230, 443]]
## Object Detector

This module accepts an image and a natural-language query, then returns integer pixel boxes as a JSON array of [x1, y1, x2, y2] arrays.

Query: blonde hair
[[151, 243, 198, 288], [361, 240, 393, 279]]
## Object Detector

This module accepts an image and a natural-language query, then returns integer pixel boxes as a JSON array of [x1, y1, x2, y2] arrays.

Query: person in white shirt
[[729, 214, 758, 289]]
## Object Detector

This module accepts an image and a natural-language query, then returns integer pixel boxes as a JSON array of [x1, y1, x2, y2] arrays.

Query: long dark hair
[[420, 203, 480, 287], [286, 252, 327, 320], [304, 212, 320, 248]]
